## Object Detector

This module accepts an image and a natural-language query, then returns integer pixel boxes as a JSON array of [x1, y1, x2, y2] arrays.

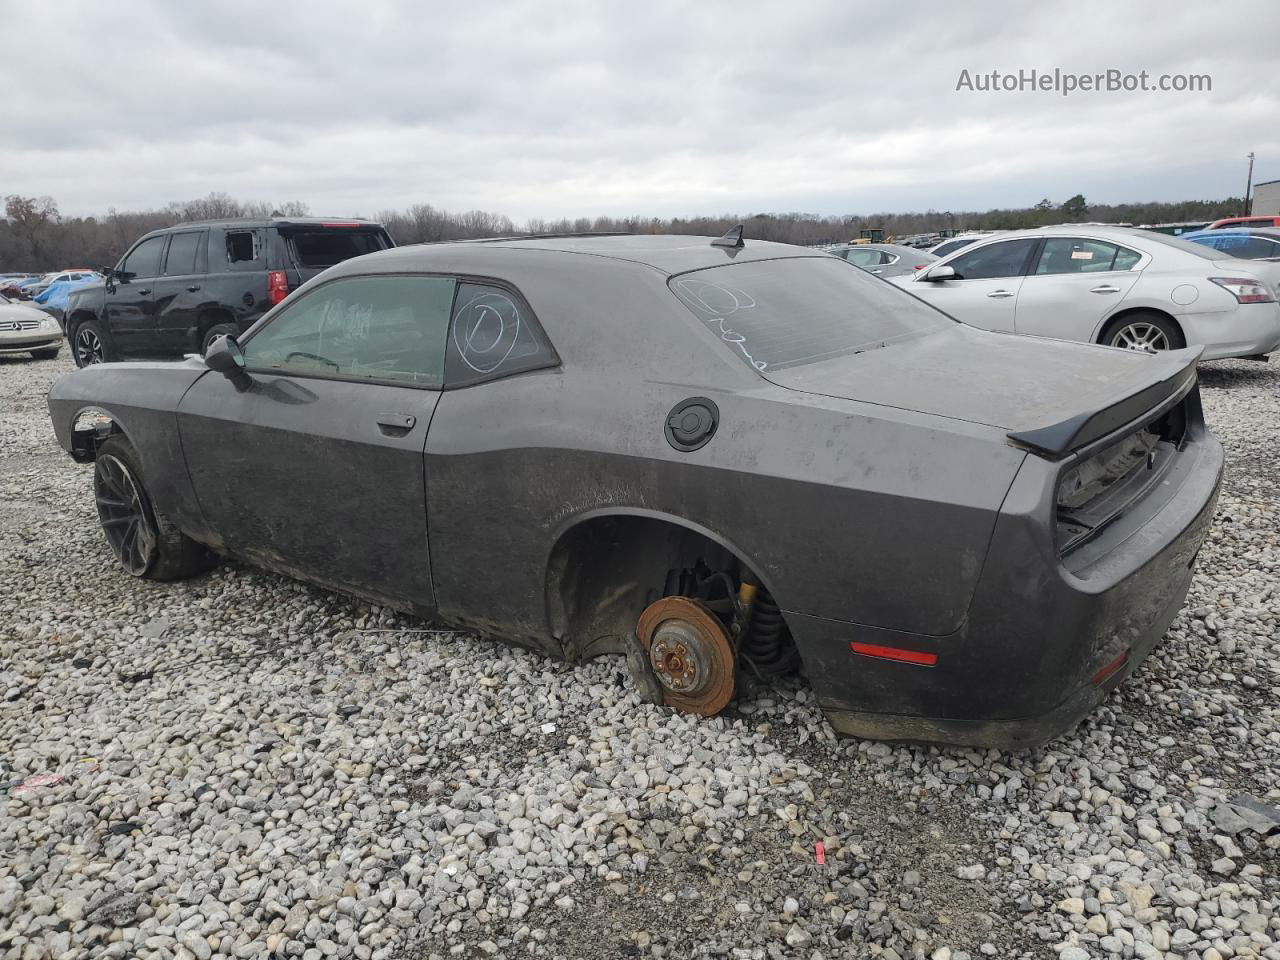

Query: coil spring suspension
[[739, 586, 791, 674]]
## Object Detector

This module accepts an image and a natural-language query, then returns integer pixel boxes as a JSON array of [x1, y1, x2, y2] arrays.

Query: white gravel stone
[[2, 355, 1279, 960]]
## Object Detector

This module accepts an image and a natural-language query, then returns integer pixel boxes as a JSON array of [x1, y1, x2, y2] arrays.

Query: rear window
[[1139, 231, 1232, 260], [670, 257, 952, 372], [286, 230, 389, 268]]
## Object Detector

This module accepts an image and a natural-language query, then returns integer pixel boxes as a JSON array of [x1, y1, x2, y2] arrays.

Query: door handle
[[1090, 285, 1121, 294], [138, 288, 152, 295], [986, 289, 1015, 299], [870, 268, 884, 275], [376, 413, 417, 435], [186, 285, 200, 293]]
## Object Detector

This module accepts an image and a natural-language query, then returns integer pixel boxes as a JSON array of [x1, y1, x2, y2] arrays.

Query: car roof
[[331, 234, 828, 279], [953, 225, 1164, 243], [163, 216, 384, 230]]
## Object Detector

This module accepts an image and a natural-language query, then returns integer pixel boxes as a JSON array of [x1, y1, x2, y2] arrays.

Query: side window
[[1212, 235, 1280, 260], [164, 231, 204, 275], [119, 236, 166, 279], [242, 275, 456, 386], [1254, 237, 1280, 260], [1034, 238, 1135, 275], [948, 238, 1038, 280], [223, 229, 264, 271], [844, 248, 885, 268], [1112, 246, 1142, 270], [444, 282, 558, 387]]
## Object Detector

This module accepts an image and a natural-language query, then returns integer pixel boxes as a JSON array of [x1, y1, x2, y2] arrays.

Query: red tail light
[[267, 270, 289, 305]]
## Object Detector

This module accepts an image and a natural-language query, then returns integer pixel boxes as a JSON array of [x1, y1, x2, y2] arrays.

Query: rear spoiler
[[1007, 346, 1202, 459]]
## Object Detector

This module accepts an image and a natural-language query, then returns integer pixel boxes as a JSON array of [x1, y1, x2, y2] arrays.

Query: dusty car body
[[47, 234, 1224, 747]]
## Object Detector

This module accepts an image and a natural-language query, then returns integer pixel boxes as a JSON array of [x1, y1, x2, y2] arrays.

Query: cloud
[[3, 0, 1278, 219]]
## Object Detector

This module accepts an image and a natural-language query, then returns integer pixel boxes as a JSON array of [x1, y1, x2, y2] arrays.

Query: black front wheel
[[72, 320, 113, 367], [93, 437, 217, 581]]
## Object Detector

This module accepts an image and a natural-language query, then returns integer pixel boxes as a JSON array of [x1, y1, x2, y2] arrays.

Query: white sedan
[[892, 226, 1280, 360]]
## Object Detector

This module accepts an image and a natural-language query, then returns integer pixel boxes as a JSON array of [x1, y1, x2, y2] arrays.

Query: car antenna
[[711, 224, 745, 248]]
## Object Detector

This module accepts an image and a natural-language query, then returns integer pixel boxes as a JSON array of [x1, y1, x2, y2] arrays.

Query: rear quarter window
[[443, 282, 558, 387], [218, 228, 266, 272]]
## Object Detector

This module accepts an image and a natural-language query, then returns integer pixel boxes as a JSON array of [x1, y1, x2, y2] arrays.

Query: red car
[[1207, 215, 1280, 229]]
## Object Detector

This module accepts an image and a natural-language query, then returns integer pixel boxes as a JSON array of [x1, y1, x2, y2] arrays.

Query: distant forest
[[0, 191, 1249, 272]]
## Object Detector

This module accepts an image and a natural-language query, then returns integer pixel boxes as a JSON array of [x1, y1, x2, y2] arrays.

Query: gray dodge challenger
[[47, 232, 1224, 748]]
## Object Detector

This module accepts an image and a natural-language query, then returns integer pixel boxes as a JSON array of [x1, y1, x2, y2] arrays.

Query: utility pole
[[1245, 152, 1255, 215]]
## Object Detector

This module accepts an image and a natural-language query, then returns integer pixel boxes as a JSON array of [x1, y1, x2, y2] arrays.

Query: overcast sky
[[3, 1, 1278, 221]]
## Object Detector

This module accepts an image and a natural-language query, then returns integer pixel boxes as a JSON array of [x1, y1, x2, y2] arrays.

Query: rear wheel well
[[545, 513, 790, 665], [1098, 308, 1186, 348], [196, 309, 238, 350], [65, 309, 99, 337]]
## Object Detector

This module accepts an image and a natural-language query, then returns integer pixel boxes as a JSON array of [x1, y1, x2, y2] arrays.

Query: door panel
[[175, 272, 456, 611], [1015, 238, 1141, 341], [151, 230, 208, 356], [177, 373, 440, 611], [106, 234, 167, 355], [905, 238, 1039, 333], [906, 276, 1024, 332], [1015, 272, 1139, 341]]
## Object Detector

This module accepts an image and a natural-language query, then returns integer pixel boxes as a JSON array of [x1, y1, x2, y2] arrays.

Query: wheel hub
[[1111, 322, 1169, 353], [76, 329, 104, 365], [635, 596, 735, 716]]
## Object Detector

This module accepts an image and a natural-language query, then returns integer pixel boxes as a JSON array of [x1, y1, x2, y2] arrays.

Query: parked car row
[[0, 269, 99, 300]]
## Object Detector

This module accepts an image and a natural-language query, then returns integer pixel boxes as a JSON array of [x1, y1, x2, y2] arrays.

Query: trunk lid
[[765, 325, 1201, 458]]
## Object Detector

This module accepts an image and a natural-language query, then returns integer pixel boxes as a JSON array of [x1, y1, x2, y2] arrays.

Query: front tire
[[72, 319, 113, 367], [93, 437, 216, 581], [1101, 312, 1185, 353]]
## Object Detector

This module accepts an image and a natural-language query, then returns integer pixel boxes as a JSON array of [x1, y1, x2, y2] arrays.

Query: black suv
[[64, 218, 395, 366]]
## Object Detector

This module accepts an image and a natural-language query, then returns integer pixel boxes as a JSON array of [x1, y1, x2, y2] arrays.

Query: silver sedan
[[827, 243, 937, 279], [0, 293, 63, 359], [892, 225, 1280, 361]]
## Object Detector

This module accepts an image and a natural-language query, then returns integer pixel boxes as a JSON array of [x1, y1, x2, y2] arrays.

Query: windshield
[[670, 256, 952, 372]]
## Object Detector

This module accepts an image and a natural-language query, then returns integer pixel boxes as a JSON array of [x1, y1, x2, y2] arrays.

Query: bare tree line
[[1, 191, 1249, 273]]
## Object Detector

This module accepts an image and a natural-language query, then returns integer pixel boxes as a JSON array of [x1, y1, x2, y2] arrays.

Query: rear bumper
[[789, 425, 1224, 749], [1183, 304, 1280, 360]]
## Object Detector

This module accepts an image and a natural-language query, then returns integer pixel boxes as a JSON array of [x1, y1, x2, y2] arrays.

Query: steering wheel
[[285, 351, 339, 371]]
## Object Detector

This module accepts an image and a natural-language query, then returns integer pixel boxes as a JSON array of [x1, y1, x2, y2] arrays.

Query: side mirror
[[923, 265, 956, 281], [204, 334, 247, 380]]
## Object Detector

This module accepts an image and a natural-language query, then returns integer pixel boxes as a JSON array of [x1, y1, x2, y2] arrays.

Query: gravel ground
[[1, 352, 1278, 960]]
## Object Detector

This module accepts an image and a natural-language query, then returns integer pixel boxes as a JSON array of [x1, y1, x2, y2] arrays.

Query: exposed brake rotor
[[635, 596, 735, 716]]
